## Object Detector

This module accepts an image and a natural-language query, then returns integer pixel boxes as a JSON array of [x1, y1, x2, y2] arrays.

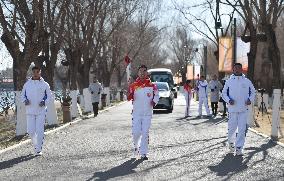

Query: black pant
[[222, 101, 227, 116], [211, 102, 218, 115], [92, 102, 99, 116]]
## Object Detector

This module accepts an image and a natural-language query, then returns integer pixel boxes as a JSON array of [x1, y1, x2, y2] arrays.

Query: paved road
[[0, 96, 284, 180]]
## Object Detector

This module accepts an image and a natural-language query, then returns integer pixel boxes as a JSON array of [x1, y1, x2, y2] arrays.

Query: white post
[[15, 91, 27, 136], [83, 88, 92, 112], [78, 94, 85, 110], [179, 86, 184, 94], [218, 102, 224, 112], [116, 91, 120, 101], [70, 90, 79, 118], [46, 92, 58, 125], [271, 89, 281, 140], [247, 103, 254, 127], [104, 87, 110, 106]]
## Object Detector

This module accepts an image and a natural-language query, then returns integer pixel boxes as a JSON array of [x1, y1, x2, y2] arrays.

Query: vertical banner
[[186, 65, 194, 80], [219, 37, 233, 72], [236, 37, 249, 72]]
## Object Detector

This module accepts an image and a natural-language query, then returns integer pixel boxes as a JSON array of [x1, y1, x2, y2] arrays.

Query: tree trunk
[[117, 68, 122, 88], [64, 48, 81, 90], [1, 33, 29, 90], [246, 29, 257, 83], [264, 24, 281, 89], [13, 57, 29, 91]]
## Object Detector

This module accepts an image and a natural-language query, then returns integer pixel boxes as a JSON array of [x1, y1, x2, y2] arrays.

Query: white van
[[148, 68, 177, 98]]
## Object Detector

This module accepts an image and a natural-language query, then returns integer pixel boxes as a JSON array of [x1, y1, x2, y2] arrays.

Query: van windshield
[[149, 72, 174, 87]]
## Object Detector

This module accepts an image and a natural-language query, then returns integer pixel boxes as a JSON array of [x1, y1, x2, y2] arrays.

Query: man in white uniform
[[196, 75, 211, 117], [127, 65, 159, 160], [88, 77, 102, 117], [209, 75, 223, 116], [222, 63, 255, 156], [21, 66, 52, 156]]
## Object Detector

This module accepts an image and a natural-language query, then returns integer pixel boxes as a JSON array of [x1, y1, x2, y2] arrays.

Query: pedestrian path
[[0, 96, 283, 180]]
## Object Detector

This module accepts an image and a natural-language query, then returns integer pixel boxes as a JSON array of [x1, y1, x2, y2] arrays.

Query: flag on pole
[[125, 55, 131, 84], [124, 55, 131, 65]]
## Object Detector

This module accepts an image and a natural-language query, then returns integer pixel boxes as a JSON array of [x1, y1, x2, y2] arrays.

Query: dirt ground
[[253, 107, 284, 143]]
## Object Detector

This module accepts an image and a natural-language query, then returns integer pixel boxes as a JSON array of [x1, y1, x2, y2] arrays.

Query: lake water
[[0, 90, 64, 113]]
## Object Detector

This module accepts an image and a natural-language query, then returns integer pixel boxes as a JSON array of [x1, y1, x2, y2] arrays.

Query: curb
[[0, 101, 128, 154], [248, 127, 284, 147]]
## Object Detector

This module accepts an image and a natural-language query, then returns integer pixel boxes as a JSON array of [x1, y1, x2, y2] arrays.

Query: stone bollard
[[101, 94, 107, 108], [83, 88, 92, 113], [247, 103, 255, 127], [46, 92, 58, 125], [271, 89, 281, 140], [120, 91, 124, 101], [70, 90, 79, 118], [218, 102, 224, 112], [15, 91, 27, 136], [62, 104, 71, 123]]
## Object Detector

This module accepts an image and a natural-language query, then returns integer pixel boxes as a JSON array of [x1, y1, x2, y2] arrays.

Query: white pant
[[185, 94, 192, 116], [198, 97, 210, 116], [228, 112, 248, 149], [132, 115, 152, 155], [27, 114, 45, 152]]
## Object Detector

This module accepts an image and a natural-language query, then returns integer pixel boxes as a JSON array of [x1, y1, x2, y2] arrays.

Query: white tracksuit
[[197, 80, 210, 116], [21, 77, 51, 153], [128, 78, 159, 155], [88, 82, 102, 103], [183, 84, 193, 117], [222, 74, 255, 150]]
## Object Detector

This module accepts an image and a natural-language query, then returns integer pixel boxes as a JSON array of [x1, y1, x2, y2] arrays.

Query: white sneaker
[[229, 143, 235, 153], [235, 148, 243, 156], [133, 148, 139, 158], [35, 151, 42, 156]]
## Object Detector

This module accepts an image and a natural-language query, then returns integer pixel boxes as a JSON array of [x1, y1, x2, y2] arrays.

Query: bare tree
[[0, 1, 48, 90], [172, 0, 237, 80], [222, 0, 284, 88], [169, 27, 197, 83]]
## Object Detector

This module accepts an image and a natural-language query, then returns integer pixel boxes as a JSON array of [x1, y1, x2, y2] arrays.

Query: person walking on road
[[209, 75, 223, 117], [183, 80, 193, 117], [196, 75, 211, 117], [88, 77, 102, 117], [222, 63, 256, 156], [21, 66, 52, 156], [127, 65, 159, 160]]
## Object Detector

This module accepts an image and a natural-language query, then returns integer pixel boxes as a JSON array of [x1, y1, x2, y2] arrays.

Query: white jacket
[[21, 77, 52, 115], [196, 80, 208, 98], [88, 82, 102, 103], [128, 78, 159, 116], [209, 80, 223, 102], [222, 74, 256, 113]]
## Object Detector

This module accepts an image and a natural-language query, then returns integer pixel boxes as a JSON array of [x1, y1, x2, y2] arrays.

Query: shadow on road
[[0, 154, 37, 170], [244, 140, 279, 165], [208, 153, 248, 176], [87, 158, 143, 181]]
